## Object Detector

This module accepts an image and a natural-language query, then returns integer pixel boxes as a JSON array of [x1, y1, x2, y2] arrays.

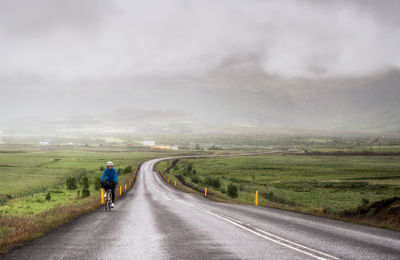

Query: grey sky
[[1, 0, 399, 80], [0, 0, 399, 133]]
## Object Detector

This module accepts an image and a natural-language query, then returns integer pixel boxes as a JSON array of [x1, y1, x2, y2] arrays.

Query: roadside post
[[120, 186, 122, 196], [174, 181, 176, 187], [101, 189, 104, 204], [125, 184, 127, 191], [255, 191, 258, 206], [205, 187, 207, 197]]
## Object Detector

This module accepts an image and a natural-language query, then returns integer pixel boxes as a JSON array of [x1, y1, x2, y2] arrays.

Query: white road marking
[[176, 200, 339, 260], [155, 188, 170, 200], [160, 191, 170, 200], [254, 228, 339, 260], [203, 210, 338, 260]]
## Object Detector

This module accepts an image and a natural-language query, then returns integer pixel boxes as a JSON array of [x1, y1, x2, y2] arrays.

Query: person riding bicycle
[[101, 161, 118, 208]]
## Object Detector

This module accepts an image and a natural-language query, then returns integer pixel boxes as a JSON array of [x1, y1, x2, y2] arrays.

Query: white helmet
[[106, 161, 114, 166]]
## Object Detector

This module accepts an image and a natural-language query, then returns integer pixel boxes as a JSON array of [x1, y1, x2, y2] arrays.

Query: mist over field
[[1, 0, 400, 135]]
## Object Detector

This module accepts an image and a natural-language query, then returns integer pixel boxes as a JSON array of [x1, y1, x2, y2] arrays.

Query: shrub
[[81, 176, 90, 198], [191, 176, 200, 184], [205, 177, 221, 188], [6, 194, 12, 200], [227, 183, 238, 198], [124, 165, 133, 174], [187, 163, 193, 172], [362, 198, 369, 205], [45, 192, 51, 201], [66, 177, 77, 190], [80, 176, 89, 188], [93, 177, 101, 190], [117, 168, 123, 175], [367, 207, 377, 216], [100, 166, 105, 172], [82, 187, 90, 198]]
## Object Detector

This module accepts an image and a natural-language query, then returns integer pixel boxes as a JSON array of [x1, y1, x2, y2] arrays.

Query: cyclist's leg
[[111, 184, 116, 203]]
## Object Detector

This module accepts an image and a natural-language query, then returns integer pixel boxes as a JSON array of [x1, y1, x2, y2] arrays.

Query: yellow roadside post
[[120, 186, 122, 196], [174, 181, 176, 187], [255, 191, 258, 206], [205, 187, 207, 197], [101, 189, 104, 204], [125, 184, 127, 191]]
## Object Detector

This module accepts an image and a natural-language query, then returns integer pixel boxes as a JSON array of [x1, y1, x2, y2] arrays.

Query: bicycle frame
[[104, 188, 112, 212]]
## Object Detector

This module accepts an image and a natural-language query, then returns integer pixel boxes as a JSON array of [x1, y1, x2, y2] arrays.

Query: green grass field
[[157, 153, 400, 215], [0, 146, 166, 252], [0, 149, 157, 204]]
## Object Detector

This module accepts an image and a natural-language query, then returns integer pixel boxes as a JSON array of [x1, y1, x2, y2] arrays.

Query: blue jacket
[[101, 168, 118, 183]]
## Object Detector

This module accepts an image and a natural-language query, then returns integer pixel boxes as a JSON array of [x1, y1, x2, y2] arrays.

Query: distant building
[[150, 145, 171, 150], [150, 144, 179, 151], [143, 140, 156, 146]]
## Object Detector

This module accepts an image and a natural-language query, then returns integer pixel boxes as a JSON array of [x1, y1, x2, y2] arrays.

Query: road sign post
[[255, 191, 258, 206]]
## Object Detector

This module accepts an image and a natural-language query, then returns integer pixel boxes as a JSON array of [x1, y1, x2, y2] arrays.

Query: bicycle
[[102, 181, 113, 212]]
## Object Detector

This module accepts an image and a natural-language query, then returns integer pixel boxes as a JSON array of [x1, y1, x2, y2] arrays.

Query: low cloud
[[1, 0, 399, 132], [0, 0, 399, 81]]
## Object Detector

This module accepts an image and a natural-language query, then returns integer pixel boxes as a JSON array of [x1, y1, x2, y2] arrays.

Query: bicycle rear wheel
[[107, 190, 112, 211], [104, 190, 110, 212]]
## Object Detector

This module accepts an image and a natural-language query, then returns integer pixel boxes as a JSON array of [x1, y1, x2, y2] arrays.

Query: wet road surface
[[2, 157, 400, 259]]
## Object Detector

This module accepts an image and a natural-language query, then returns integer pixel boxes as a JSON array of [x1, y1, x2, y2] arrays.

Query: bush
[[81, 176, 90, 198], [82, 187, 90, 198], [227, 183, 238, 198], [124, 165, 133, 174], [367, 207, 377, 216], [80, 176, 89, 187], [100, 166, 105, 172], [205, 177, 221, 188], [66, 177, 77, 190], [117, 168, 123, 175], [93, 176, 101, 190], [45, 192, 51, 201], [191, 176, 200, 184]]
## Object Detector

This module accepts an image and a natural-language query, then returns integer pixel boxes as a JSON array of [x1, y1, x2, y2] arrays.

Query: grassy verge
[[156, 152, 400, 230], [0, 148, 154, 253]]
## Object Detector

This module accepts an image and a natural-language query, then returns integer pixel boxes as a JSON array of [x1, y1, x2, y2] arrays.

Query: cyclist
[[101, 161, 118, 208]]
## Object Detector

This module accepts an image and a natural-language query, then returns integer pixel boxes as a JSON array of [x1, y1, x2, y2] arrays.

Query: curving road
[[2, 156, 400, 259]]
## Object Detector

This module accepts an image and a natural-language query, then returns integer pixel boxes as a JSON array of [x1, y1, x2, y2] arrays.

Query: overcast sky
[[1, 0, 399, 131]]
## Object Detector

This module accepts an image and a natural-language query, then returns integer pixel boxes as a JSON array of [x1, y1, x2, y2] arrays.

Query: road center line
[[254, 228, 339, 260], [176, 200, 338, 260]]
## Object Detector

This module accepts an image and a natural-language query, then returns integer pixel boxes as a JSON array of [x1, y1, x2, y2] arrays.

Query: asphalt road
[[2, 156, 400, 259]]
